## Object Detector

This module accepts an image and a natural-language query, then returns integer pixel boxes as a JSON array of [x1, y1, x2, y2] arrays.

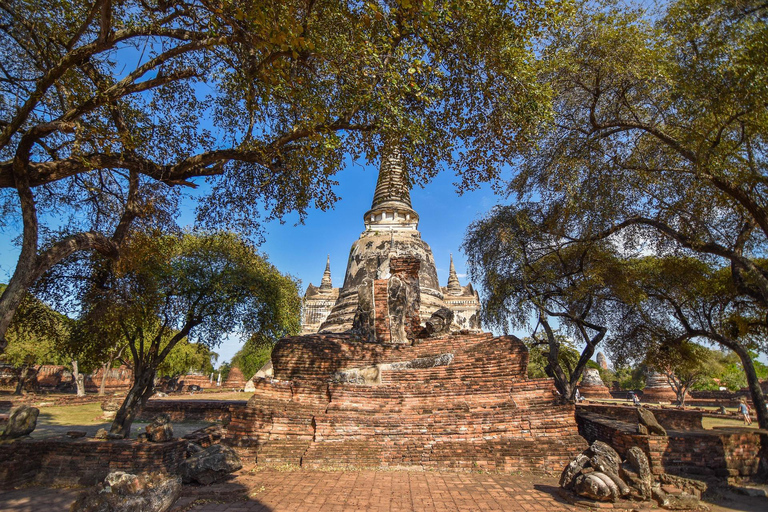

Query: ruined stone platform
[[226, 332, 587, 471]]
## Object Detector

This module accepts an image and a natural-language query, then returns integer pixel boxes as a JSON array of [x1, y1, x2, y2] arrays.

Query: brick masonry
[[227, 332, 587, 471], [0, 437, 186, 490], [576, 409, 763, 477], [137, 399, 247, 422]]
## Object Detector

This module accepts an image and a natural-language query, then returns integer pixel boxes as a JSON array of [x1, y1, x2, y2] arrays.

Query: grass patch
[[702, 416, 757, 429], [36, 402, 105, 426]]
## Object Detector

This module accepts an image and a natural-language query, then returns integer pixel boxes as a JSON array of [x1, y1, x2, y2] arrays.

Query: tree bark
[[99, 362, 109, 396], [72, 360, 86, 397], [730, 343, 768, 430], [109, 365, 156, 438], [13, 364, 30, 395]]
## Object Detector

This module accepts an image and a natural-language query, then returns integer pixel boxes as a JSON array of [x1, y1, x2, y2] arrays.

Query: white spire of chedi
[[364, 145, 419, 231], [447, 253, 462, 296], [319, 254, 332, 291]]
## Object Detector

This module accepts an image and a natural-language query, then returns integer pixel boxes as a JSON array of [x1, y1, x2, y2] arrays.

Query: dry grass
[[35, 402, 105, 426], [702, 415, 758, 430]]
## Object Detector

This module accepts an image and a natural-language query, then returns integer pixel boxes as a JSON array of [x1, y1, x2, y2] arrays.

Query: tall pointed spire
[[371, 146, 412, 210], [447, 253, 462, 295], [363, 144, 419, 231], [319, 255, 332, 291]]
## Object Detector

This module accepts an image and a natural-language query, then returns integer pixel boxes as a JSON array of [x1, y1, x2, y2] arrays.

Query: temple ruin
[[301, 147, 481, 334], [227, 149, 587, 470]]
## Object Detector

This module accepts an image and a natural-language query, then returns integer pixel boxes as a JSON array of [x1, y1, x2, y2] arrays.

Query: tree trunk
[[109, 365, 156, 438], [0, 248, 37, 354], [730, 343, 768, 430], [13, 364, 30, 395], [99, 362, 109, 396], [72, 360, 86, 397]]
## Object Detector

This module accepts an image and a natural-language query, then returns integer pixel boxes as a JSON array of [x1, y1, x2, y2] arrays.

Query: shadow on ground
[[532, 483, 577, 507], [0, 471, 270, 512]]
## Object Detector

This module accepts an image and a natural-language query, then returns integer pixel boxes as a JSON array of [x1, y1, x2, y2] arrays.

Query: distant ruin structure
[[642, 371, 678, 402], [301, 147, 480, 334], [578, 368, 612, 399]]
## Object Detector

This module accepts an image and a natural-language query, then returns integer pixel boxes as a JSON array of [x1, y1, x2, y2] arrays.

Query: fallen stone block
[[0, 405, 39, 439], [178, 444, 242, 485]]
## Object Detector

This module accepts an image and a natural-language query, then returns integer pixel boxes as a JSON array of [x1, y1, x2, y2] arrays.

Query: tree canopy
[[464, 0, 768, 426], [67, 230, 301, 436], [0, 0, 567, 351]]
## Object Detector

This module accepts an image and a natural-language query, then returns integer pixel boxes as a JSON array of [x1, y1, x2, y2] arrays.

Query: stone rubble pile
[[70, 471, 181, 512], [178, 443, 242, 485], [560, 440, 707, 510]]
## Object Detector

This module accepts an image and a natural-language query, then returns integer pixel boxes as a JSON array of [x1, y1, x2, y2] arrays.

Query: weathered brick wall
[[84, 365, 133, 392], [0, 438, 186, 489], [577, 403, 704, 430], [271, 333, 527, 382], [577, 412, 762, 477], [137, 399, 246, 422], [229, 333, 587, 471], [373, 279, 391, 343], [178, 374, 211, 390]]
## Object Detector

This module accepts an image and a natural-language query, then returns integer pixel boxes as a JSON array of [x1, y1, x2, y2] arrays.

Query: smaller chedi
[[301, 256, 339, 334], [596, 351, 609, 370], [224, 367, 247, 390], [642, 371, 677, 403], [579, 368, 612, 399]]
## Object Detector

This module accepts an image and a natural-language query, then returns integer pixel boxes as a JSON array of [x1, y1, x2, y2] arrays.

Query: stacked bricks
[[224, 367, 248, 389], [373, 279, 390, 343], [227, 332, 587, 471], [137, 399, 246, 422], [0, 437, 186, 490], [577, 403, 705, 430], [84, 365, 133, 393]]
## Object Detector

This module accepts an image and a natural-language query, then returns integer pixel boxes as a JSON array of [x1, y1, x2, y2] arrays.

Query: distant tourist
[[738, 400, 752, 426], [632, 393, 641, 406], [574, 388, 583, 402]]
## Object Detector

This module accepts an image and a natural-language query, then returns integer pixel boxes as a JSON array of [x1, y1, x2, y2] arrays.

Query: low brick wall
[[577, 403, 704, 430], [137, 399, 247, 422], [0, 437, 186, 489], [577, 412, 763, 477]]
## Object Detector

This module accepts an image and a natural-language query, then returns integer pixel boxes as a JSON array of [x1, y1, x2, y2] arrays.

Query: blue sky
[[0, 155, 505, 364]]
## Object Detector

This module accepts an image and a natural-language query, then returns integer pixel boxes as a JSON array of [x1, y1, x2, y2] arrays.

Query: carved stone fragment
[[637, 407, 667, 436], [352, 278, 375, 341], [425, 307, 454, 336]]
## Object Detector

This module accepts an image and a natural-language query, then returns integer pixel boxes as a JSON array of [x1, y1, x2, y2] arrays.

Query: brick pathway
[[2, 468, 764, 511], [174, 469, 579, 512]]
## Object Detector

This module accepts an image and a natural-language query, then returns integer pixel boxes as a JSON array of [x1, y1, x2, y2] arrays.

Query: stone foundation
[[0, 438, 186, 490], [227, 332, 587, 471]]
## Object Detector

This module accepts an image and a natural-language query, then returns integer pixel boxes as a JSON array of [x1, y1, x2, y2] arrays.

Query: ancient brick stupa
[[642, 371, 678, 402], [578, 368, 612, 399], [223, 367, 247, 390], [226, 149, 587, 470]]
